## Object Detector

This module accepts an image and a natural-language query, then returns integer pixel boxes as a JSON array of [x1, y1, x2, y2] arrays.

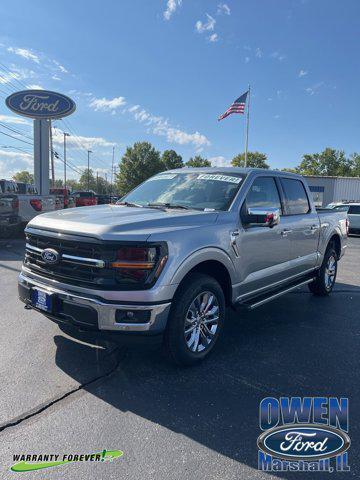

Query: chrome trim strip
[[19, 272, 171, 332], [62, 254, 105, 268], [26, 243, 42, 253]]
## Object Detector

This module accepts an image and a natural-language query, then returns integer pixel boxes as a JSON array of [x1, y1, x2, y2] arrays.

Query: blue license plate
[[31, 289, 53, 313]]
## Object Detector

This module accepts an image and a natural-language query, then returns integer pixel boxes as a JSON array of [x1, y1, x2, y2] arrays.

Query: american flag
[[218, 91, 248, 121]]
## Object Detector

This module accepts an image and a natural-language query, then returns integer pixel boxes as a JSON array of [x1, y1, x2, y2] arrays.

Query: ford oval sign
[[5, 90, 76, 119], [41, 248, 60, 265], [257, 424, 350, 461]]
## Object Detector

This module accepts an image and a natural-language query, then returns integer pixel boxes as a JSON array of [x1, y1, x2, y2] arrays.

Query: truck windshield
[[120, 172, 245, 211]]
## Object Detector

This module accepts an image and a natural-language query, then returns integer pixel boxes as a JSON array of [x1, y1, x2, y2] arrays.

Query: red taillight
[[11, 198, 19, 209], [64, 197, 68, 206], [30, 198, 42, 211]]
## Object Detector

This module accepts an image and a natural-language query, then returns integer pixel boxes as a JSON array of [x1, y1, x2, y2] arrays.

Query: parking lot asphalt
[[0, 236, 359, 479]]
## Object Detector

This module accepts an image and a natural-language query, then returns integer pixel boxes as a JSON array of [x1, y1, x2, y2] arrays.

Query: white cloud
[[52, 74, 61, 81], [305, 82, 324, 95], [208, 155, 229, 167], [299, 69, 308, 77], [0, 150, 33, 178], [163, 0, 182, 20], [208, 33, 219, 42], [255, 47, 263, 58], [245, 56, 250, 63], [52, 127, 115, 150], [7, 47, 40, 64], [217, 3, 231, 15], [53, 60, 68, 74], [196, 14, 216, 33], [89, 96, 126, 111], [125, 104, 210, 148], [27, 84, 44, 90], [0, 114, 31, 125], [270, 51, 286, 61]]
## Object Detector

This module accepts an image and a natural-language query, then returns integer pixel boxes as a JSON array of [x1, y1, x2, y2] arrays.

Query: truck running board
[[237, 277, 316, 311]]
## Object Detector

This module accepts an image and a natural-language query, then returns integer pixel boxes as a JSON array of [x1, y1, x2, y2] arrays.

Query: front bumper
[[18, 271, 172, 336]]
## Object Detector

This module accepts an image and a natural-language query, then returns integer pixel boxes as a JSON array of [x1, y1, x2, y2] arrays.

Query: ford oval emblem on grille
[[41, 248, 60, 265]]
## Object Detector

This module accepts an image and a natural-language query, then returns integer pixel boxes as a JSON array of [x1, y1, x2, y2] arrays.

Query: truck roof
[[166, 167, 302, 179]]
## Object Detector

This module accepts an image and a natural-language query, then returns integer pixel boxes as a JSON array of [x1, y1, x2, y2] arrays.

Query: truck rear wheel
[[308, 244, 338, 296], [164, 273, 225, 366]]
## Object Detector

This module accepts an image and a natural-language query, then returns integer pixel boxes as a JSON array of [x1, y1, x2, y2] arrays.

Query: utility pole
[[96, 170, 99, 193], [244, 84, 251, 168], [50, 121, 55, 187], [110, 146, 115, 197], [87, 150, 92, 191], [63, 132, 70, 189]]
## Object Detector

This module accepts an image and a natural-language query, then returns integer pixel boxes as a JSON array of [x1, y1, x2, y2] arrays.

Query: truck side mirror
[[246, 207, 280, 228]]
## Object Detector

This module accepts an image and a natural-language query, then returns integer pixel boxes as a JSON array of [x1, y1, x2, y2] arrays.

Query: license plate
[[31, 289, 53, 313]]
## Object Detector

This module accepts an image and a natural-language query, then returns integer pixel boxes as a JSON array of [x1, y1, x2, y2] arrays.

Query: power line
[[0, 130, 33, 146]]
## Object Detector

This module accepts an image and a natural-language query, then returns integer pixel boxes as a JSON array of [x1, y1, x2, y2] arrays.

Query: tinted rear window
[[348, 205, 360, 214], [281, 178, 310, 215]]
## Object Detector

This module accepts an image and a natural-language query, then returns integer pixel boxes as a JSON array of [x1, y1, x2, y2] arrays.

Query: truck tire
[[164, 273, 225, 366], [308, 244, 338, 296]]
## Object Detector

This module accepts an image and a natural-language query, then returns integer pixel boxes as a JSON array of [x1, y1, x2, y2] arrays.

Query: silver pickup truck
[[18, 168, 348, 365]]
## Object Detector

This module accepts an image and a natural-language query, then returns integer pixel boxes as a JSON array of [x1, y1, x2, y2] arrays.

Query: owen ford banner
[[5, 90, 76, 119]]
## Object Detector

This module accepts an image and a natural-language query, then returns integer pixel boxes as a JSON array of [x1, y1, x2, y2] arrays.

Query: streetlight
[[63, 132, 70, 189], [87, 150, 92, 191]]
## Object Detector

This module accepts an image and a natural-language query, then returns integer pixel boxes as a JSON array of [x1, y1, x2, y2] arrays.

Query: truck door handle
[[310, 224, 319, 231], [281, 228, 292, 237]]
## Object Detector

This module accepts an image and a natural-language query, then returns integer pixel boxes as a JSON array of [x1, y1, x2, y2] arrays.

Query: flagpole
[[244, 84, 250, 168]]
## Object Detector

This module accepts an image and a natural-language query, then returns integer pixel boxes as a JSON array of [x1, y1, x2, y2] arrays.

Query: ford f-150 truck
[[18, 168, 348, 365]]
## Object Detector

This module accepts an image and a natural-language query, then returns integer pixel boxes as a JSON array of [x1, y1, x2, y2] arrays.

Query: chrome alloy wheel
[[184, 291, 220, 353], [325, 254, 337, 290]]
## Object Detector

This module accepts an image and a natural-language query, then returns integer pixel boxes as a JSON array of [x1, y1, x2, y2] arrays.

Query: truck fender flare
[[169, 247, 236, 286]]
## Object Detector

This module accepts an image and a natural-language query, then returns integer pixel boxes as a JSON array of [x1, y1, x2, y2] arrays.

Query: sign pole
[[34, 119, 50, 195], [244, 84, 251, 168]]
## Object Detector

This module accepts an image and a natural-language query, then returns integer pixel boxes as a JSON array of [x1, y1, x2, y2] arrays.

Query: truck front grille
[[24, 232, 118, 289]]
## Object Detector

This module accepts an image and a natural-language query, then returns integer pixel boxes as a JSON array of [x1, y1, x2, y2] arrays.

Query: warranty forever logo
[[10, 449, 123, 472]]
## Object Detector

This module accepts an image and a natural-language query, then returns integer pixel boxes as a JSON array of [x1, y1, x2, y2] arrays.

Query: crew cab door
[[278, 177, 320, 275], [233, 175, 294, 300]]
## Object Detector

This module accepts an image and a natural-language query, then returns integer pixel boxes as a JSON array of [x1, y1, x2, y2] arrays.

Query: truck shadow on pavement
[[54, 283, 360, 478]]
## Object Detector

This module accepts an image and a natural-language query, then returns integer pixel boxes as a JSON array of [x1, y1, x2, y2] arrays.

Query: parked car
[[326, 202, 360, 234], [72, 191, 97, 207], [95, 194, 111, 205], [19, 168, 348, 365], [0, 179, 55, 235], [49, 188, 75, 209], [16, 182, 38, 195], [0, 193, 20, 238]]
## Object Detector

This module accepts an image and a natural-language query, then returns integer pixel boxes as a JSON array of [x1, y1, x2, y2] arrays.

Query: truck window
[[281, 178, 310, 215], [244, 177, 281, 211], [348, 205, 360, 214]]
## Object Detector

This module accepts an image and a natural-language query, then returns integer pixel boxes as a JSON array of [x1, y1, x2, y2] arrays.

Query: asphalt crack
[[0, 346, 127, 434]]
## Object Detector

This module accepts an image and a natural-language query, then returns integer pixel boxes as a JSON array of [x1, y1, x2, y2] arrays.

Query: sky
[[0, 0, 359, 181]]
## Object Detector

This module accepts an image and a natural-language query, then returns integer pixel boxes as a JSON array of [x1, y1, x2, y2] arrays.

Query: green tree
[[12, 170, 34, 184], [78, 168, 97, 191], [66, 179, 80, 191], [231, 151, 269, 169], [349, 153, 360, 177], [296, 148, 352, 176], [161, 149, 184, 170], [185, 155, 211, 167], [115, 142, 163, 195]]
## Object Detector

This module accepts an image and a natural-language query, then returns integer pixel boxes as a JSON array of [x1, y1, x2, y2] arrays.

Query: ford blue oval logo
[[41, 248, 60, 265], [5, 90, 76, 119], [257, 424, 350, 460]]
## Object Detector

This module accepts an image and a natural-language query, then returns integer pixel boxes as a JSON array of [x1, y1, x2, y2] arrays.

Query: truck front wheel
[[164, 273, 225, 366], [308, 244, 338, 296]]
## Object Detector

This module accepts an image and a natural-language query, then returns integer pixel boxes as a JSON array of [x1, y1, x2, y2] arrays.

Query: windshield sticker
[[148, 174, 177, 181], [198, 174, 242, 184]]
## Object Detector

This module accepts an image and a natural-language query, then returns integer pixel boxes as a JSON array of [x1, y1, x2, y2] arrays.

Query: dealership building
[[304, 175, 360, 207]]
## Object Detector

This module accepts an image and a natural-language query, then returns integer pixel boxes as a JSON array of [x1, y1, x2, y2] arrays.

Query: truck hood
[[27, 204, 219, 241]]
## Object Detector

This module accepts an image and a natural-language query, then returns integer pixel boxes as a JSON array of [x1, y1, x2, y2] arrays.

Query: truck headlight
[[110, 244, 168, 287]]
